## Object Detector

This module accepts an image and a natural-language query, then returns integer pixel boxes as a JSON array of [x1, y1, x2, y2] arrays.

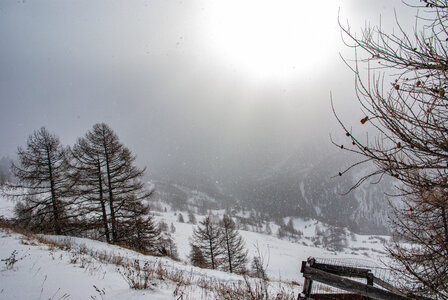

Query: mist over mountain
[[239, 147, 394, 234], [147, 141, 394, 235]]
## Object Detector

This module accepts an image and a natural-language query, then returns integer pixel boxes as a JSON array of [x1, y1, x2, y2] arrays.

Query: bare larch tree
[[220, 214, 248, 274], [71, 123, 152, 245], [191, 215, 223, 270], [8, 127, 71, 234], [71, 135, 112, 242]]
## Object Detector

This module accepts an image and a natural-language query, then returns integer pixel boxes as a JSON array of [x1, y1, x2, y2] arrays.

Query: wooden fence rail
[[298, 258, 411, 300]]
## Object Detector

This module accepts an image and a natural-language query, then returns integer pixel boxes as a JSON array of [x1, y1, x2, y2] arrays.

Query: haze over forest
[[0, 0, 418, 233]]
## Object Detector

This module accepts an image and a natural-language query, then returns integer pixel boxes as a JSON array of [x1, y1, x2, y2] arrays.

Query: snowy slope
[[1, 228, 301, 300], [0, 197, 390, 299], [0, 229, 175, 299]]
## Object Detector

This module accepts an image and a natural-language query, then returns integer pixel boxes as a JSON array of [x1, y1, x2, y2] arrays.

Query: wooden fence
[[298, 257, 412, 300]]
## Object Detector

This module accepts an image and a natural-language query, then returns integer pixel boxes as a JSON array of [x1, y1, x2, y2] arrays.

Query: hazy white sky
[[0, 0, 418, 183]]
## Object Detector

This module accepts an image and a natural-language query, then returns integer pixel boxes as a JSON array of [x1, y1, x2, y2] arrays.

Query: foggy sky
[[0, 0, 418, 186]]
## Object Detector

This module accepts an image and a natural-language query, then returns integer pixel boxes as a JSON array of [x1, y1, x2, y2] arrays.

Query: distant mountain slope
[[232, 147, 396, 234], [146, 141, 396, 235]]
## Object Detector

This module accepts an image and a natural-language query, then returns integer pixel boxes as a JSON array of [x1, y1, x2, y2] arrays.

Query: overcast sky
[[0, 0, 418, 184]]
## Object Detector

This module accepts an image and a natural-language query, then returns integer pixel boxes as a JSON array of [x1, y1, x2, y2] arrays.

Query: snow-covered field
[[0, 195, 390, 299]]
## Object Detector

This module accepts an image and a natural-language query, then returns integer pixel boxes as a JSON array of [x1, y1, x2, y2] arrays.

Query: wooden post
[[298, 258, 315, 300], [367, 272, 374, 286], [298, 277, 313, 300]]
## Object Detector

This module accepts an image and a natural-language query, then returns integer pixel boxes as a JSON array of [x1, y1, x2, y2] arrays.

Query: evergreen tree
[[265, 222, 272, 235], [159, 230, 179, 259], [191, 215, 223, 270], [286, 218, 294, 231], [117, 198, 161, 253], [8, 127, 71, 234], [322, 226, 347, 252], [277, 227, 286, 238], [188, 210, 197, 224], [219, 214, 248, 273], [251, 256, 267, 280], [177, 213, 185, 223], [189, 245, 207, 268]]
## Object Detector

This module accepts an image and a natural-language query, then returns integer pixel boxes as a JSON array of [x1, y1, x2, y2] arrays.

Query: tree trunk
[[225, 228, 233, 273], [209, 238, 215, 269], [103, 144, 117, 243], [97, 160, 110, 243], [46, 147, 61, 235]]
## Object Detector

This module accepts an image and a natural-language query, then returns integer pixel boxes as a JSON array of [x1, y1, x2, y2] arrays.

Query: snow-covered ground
[[0, 195, 390, 299], [0, 227, 300, 299], [156, 210, 389, 283], [0, 228, 189, 299]]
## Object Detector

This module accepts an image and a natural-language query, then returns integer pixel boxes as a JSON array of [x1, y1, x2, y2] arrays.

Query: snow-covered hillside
[[0, 195, 390, 299], [153, 209, 389, 283], [0, 226, 301, 299]]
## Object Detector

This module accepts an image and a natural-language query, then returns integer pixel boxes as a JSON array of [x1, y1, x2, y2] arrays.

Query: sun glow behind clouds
[[205, 0, 339, 81]]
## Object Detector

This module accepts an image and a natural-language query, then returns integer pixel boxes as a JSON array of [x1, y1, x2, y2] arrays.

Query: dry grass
[[118, 260, 154, 290]]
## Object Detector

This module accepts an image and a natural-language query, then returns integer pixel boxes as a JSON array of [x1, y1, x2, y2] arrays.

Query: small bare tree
[[334, 1, 448, 297], [250, 242, 269, 281], [118, 198, 164, 255], [220, 214, 248, 274], [189, 245, 207, 268], [190, 215, 223, 270]]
